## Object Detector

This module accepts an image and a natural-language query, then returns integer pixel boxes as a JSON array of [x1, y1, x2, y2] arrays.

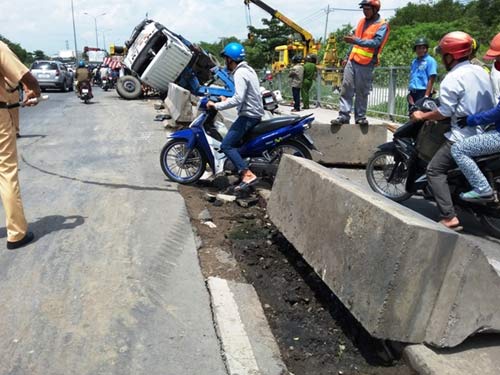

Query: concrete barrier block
[[268, 155, 500, 347], [309, 123, 391, 166], [164, 83, 193, 123]]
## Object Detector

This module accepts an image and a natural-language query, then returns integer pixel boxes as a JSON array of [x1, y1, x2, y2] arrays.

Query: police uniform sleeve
[[0, 42, 28, 85]]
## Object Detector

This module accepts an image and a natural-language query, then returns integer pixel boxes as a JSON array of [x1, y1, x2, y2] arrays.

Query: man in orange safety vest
[[331, 0, 390, 127]]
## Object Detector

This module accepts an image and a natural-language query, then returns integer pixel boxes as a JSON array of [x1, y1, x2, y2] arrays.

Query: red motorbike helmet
[[436, 31, 473, 60], [358, 0, 381, 12], [484, 32, 500, 60]]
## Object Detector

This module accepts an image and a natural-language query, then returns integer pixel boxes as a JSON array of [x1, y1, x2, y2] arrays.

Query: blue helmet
[[220, 42, 245, 62], [78, 60, 85, 68]]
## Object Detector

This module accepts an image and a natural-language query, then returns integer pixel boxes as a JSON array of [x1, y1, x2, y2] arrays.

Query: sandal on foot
[[460, 190, 494, 202], [234, 177, 258, 192]]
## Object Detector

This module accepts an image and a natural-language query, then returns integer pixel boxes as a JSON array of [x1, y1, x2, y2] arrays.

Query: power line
[[330, 7, 399, 11], [298, 9, 324, 23]]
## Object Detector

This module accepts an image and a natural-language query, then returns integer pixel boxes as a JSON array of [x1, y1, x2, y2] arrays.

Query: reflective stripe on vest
[[349, 17, 389, 65]]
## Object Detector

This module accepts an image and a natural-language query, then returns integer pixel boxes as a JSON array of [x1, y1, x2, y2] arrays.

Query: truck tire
[[116, 75, 142, 100]]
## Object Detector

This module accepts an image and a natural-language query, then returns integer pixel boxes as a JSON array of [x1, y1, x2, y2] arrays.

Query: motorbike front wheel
[[366, 150, 412, 202], [160, 140, 206, 184]]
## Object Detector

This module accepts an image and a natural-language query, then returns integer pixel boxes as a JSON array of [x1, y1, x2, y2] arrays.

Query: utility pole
[[71, 0, 78, 60], [84, 12, 106, 49], [323, 5, 334, 42]]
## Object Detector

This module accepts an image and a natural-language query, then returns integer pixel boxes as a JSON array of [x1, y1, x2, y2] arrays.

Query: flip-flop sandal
[[448, 225, 463, 232], [442, 223, 463, 232], [234, 178, 258, 192]]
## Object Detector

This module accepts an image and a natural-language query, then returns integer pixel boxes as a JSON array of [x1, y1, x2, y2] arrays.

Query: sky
[[1, 0, 413, 56]]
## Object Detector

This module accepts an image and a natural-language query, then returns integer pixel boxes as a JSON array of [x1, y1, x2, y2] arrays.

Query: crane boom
[[244, 0, 314, 50]]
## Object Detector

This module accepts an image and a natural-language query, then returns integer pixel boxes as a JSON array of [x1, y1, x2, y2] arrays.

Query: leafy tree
[[245, 18, 294, 68], [198, 36, 240, 61], [32, 50, 48, 61], [0, 35, 29, 64]]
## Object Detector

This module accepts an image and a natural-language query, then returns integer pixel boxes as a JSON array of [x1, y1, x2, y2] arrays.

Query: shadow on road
[[402, 196, 500, 242], [0, 215, 85, 242], [21, 155, 176, 192]]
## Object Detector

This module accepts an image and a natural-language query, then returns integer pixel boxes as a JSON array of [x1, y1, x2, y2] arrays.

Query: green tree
[[32, 50, 48, 61], [245, 17, 292, 68], [0, 35, 29, 64]]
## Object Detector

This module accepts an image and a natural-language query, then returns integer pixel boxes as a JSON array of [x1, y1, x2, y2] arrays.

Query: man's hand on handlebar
[[207, 100, 216, 109], [410, 110, 425, 122]]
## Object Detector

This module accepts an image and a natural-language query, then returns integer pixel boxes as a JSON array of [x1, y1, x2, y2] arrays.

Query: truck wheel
[[116, 75, 142, 100]]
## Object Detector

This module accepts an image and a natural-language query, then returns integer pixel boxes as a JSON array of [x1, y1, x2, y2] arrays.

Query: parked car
[[30, 60, 74, 92]]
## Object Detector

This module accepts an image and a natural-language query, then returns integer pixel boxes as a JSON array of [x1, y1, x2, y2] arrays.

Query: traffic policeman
[[0, 41, 41, 249]]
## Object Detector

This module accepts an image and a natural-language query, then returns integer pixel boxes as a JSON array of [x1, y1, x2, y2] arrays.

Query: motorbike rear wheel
[[160, 140, 206, 184], [479, 214, 500, 239], [366, 150, 412, 202], [266, 140, 312, 179]]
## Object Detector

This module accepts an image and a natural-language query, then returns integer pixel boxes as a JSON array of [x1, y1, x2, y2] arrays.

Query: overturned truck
[[116, 20, 224, 100]]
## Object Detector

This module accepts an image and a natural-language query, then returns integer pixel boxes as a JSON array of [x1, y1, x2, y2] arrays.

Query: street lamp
[[71, 0, 78, 61], [83, 11, 106, 48]]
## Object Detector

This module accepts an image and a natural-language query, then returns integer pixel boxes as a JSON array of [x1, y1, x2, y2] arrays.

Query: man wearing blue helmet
[[207, 42, 265, 190]]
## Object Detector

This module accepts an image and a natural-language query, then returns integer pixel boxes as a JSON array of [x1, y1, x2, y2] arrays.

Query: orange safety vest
[[349, 17, 390, 65]]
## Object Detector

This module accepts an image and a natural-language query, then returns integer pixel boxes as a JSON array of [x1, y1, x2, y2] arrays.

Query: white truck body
[[123, 22, 192, 92]]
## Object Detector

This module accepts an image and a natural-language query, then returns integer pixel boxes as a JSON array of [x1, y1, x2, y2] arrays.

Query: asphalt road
[[0, 89, 227, 374]]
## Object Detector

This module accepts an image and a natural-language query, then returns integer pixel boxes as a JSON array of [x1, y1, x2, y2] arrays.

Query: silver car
[[30, 60, 74, 92]]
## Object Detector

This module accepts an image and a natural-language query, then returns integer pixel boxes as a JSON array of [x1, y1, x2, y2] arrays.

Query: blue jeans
[[221, 116, 261, 173]]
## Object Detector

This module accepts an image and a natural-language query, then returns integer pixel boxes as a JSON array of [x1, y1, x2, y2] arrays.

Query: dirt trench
[[179, 183, 414, 375]]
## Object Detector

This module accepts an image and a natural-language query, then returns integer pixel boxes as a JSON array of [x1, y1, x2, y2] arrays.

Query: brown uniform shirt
[[0, 41, 28, 103], [75, 67, 90, 81]]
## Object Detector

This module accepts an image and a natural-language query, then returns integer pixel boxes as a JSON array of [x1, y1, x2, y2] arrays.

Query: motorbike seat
[[247, 116, 299, 137]]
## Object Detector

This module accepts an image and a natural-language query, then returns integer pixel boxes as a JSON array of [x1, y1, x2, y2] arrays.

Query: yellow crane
[[244, 0, 320, 72]]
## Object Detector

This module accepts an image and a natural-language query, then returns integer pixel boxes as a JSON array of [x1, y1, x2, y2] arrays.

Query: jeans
[[221, 116, 261, 173], [427, 141, 457, 219], [451, 131, 500, 194], [292, 87, 301, 110]]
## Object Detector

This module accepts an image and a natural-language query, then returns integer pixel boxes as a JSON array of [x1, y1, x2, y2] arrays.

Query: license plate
[[82, 89, 89, 93], [264, 97, 274, 103], [38, 74, 50, 78], [303, 133, 314, 144]]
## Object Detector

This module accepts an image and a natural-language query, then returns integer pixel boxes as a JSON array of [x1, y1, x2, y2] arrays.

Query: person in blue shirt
[[408, 37, 437, 110]]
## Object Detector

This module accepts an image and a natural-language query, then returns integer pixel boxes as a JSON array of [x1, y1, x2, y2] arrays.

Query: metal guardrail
[[258, 66, 414, 122]]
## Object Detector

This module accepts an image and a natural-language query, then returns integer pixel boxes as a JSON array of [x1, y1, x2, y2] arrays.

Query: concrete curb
[[404, 335, 500, 375], [207, 277, 288, 375]]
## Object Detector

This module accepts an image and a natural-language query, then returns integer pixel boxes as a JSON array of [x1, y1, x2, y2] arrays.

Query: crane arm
[[244, 0, 314, 46]]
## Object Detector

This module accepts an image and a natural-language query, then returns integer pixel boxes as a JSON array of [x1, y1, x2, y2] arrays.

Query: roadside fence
[[258, 66, 415, 122]]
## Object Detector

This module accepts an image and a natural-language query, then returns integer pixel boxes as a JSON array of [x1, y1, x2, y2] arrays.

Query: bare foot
[[439, 216, 462, 231]]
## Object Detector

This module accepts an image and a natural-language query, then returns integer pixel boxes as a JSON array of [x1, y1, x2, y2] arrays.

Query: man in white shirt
[[411, 31, 495, 230]]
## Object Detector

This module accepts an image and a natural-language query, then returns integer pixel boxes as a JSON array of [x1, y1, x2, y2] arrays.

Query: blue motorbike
[[160, 97, 318, 184]]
